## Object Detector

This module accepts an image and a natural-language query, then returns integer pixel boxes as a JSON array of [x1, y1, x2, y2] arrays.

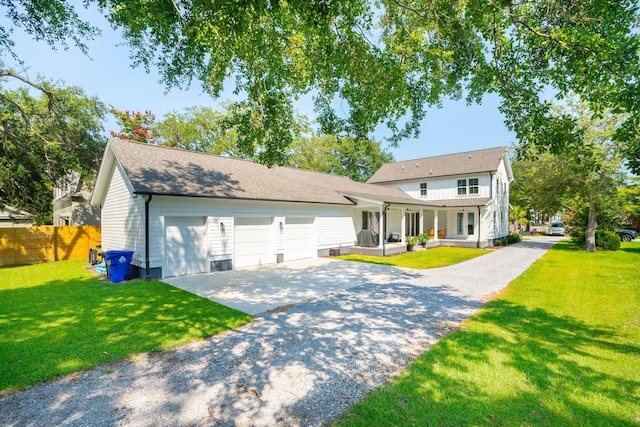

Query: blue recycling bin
[[104, 250, 134, 283]]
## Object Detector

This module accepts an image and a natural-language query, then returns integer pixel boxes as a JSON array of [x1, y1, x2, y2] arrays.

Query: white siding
[[209, 216, 233, 261], [392, 173, 492, 201], [101, 163, 146, 266], [316, 215, 357, 248]]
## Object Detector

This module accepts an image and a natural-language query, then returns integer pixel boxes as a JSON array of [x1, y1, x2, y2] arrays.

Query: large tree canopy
[[2, 1, 640, 167], [98, 0, 640, 166], [0, 79, 106, 223]]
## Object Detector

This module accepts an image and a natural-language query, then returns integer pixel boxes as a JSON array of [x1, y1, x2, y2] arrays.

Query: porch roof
[[434, 197, 492, 208], [339, 191, 439, 207]]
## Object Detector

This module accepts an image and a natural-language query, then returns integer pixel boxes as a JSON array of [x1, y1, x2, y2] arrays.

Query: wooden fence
[[0, 226, 101, 267]]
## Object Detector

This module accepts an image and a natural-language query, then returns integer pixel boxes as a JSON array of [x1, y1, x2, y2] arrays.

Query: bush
[[494, 233, 521, 247], [571, 230, 620, 251], [507, 232, 522, 244], [596, 230, 621, 251]]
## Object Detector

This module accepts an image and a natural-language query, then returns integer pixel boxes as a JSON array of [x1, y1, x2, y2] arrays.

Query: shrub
[[507, 232, 522, 244], [571, 229, 620, 251], [596, 230, 621, 251]]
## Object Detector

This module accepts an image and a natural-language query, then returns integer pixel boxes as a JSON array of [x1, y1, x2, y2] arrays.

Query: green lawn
[[335, 241, 640, 426], [337, 246, 491, 269], [0, 260, 252, 392]]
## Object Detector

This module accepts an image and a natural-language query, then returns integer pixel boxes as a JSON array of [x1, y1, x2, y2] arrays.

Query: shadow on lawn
[[0, 274, 489, 426], [341, 299, 640, 426], [0, 274, 251, 391]]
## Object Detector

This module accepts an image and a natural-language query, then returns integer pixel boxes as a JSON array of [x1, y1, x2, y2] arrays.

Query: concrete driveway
[[165, 258, 409, 314]]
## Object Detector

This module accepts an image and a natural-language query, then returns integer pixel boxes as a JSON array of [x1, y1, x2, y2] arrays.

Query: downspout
[[145, 194, 152, 280]]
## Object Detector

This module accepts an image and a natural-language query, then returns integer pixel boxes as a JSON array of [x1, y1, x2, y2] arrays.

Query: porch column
[[419, 209, 424, 234], [433, 210, 439, 242], [378, 205, 384, 248], [401, 208, 406, 243]]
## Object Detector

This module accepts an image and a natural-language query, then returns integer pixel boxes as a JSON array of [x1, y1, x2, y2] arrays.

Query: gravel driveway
[[0, 237, 558, 427]]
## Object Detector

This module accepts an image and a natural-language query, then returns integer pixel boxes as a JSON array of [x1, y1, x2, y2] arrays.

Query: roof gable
[[368, 146, 509, 184]]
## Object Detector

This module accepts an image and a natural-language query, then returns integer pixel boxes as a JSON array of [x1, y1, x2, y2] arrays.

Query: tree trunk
[[585, 195, 597, 252]]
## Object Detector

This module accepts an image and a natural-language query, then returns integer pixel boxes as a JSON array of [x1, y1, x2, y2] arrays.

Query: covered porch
[[344, 194, 493, 255]]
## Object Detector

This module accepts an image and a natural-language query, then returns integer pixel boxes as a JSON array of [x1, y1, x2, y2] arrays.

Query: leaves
[[0, 75, 106, 223]]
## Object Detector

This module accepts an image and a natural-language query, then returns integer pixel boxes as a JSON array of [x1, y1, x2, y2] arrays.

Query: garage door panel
[[234, 217, 274, 268], [165, 217, 207, 278], [284, 217, 315, 262]]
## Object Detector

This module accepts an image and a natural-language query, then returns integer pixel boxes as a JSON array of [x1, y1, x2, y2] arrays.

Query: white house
[[91, 139, 512, 279], [368, 146, 513, 247]]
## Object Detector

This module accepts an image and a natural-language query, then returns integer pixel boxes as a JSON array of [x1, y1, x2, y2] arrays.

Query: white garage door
[[284, 217, 315, 262], [164, 217, 207, 278], [234, 217, 274, 268]]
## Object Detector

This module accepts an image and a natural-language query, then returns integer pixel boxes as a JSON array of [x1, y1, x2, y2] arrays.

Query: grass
[[337, 246, 491, 269], [0, 260, 253, 392], [335, 241, 640, 426]]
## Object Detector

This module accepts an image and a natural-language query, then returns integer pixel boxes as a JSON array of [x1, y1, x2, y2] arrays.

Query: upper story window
[[458, 177, 479, 196], [469, 178, 479, 194], [420, 182, 427, 196], [457, 179, 467, 195]]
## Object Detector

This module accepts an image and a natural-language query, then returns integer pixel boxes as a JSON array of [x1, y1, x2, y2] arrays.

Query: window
[[362, 211, 369, 230], [469, 178, 479, 195], [468, 212, 475, 235], [457, 212, 464, 235], [457, 179, 467, 195], [458, 178, 479, 196], [420, 182, 427, 196]]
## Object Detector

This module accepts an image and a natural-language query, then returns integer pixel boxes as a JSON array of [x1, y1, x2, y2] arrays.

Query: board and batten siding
[[392, 173, 493, 201], [100, 162, 146, 265]]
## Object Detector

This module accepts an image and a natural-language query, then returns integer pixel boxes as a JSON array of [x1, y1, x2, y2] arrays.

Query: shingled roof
[[367, 146, 509, 184], [99, 138, 435, 207]]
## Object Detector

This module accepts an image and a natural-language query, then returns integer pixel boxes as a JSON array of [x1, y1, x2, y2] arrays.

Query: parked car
[[615, 228, 638, 242], [547, 221, 566, 236]]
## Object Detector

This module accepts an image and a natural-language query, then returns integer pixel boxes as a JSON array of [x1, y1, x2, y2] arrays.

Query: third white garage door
[[284, 217, 315, 262], [234, 217, 274, 268]]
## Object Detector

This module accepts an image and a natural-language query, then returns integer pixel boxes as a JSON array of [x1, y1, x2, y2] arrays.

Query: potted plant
[[406, 235, 418, 251], [418, 232, 429, 248]]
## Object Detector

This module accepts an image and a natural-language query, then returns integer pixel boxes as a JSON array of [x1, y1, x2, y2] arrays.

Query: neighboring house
[[53, 171, 101, 226], [0, 205, 32, 228], [368, 146, 513, 247], [91, 139, 513, 279]]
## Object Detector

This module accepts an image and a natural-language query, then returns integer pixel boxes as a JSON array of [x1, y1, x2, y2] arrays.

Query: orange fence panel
[[0, 226, 102, 267]]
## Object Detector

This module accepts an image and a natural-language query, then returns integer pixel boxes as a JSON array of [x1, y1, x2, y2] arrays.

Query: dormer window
[[420, 182, 427, 196]]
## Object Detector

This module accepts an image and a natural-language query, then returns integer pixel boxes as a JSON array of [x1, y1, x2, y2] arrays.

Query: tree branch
[[0, 69, 55, 111]]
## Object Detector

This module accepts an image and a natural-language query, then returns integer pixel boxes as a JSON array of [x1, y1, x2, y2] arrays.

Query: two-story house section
[[53, 171, 101, 226], [368, 146, 513, 248]]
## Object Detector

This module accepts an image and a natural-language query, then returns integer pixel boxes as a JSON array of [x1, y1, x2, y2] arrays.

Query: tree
[[4, 2, 640, 167], [0, 79, 106, 223], [153, 105, 247, 158], [110, 108, 156, 143], [289, 134, 394, 182], [512, 97, 626, 251]]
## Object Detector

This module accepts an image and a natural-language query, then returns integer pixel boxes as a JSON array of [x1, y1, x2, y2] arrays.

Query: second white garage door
[[284, 217, 315, 262], [234, 217, 274, 268]]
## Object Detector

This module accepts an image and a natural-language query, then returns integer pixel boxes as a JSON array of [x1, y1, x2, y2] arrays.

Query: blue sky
[[5, 4, 516, 161]]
